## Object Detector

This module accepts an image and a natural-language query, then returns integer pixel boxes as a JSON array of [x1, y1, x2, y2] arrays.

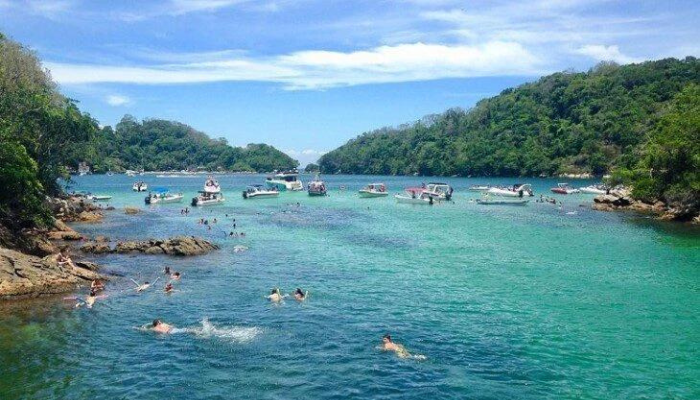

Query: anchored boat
[[476, 193, 529, 205], [243, 185, 279, 199], [132, 181, 148, 192], [579, 185, 607, 194], [266, 170, 303, 191], [395, 189, 434, 205], [307, 175, 328, 196], [192, 177, 225, 206], [145, 189, 184, 204], [551, 183, 580, 194], [359, 183, 389, 198], [424, 182, 454, 201], [487, 183, 533, 197]]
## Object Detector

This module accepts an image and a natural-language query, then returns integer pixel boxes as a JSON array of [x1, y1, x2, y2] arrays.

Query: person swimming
[[90, 279, 105, 291], [164, 266, 171, 275], [171, 272, 181, 280], [267, 288, 285, 303], [381, 334, 412, 358], [132, 277, 159, 292], [164, 283, 174, 293], [85, 290, 97, 308], [293, 288, 308, 302], [150, 319, 173, 334]]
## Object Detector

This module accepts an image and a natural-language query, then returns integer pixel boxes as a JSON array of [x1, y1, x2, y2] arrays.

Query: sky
[[1, 0, 699, 166]]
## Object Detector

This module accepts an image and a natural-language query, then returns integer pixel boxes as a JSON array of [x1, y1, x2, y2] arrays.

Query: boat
[[424, 182, 454, 200], [191, 191, 225, 206], [78, 162, 91, 176], [359, 183, 389, 198], [145, 189, 184, 204], [469, 185, 491, 191], [394, 189, 434, 205], [476, 194, 529, 205], [307, 175, 327, 196], [265, 170, 303, 191], [87, 194, 112, 201], [579, 185, 607, 194], [487, 183, 533, 197], [551, 183, 580, 194], [242, 185, 280, 199], [132, 181, 148, 192], [203, 177, 221, 193], [125, 169, 137, 177], [106, 171, 114, 176]]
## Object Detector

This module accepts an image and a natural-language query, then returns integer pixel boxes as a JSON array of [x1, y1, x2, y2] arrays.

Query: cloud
[[575, 45, 642, 64], [44, 41, 543, 90], [168, 0, 250, 15], [106, 95, 131, 106]]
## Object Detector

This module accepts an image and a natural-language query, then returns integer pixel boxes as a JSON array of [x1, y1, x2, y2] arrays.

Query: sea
[[1, 174, 698, 400]]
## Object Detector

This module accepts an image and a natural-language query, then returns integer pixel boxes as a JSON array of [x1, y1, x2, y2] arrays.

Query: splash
[[179, 318, 261, 343]]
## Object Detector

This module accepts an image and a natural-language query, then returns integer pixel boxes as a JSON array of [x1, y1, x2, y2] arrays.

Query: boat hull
[[394, 194, 432, 205], [146, 195, 184, 204], [242, 192, 279, 199], [266, 180, 304, 191], [191, 197, 225, 207], [580, 187, 606, 194], [359, 190, 389, 198], [476, 199, 529, 205]]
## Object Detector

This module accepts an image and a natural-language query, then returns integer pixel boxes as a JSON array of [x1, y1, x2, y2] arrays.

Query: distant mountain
[[67, 115, 298, 173], [319, 58, 700, 178]]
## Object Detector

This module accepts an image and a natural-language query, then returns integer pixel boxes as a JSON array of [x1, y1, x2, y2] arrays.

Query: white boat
[[87, 194, 112, 201], [424, 182, 454, 200], [395, 189, 434, 205], [487, 183, 533, 197], [307, 175, 327, 196], [579, 185, 607, 195], [265, 170, 303, 191], [145, 191, 184, 204], [125, 169, 137, 177], [242, 185, 280, 199], [469, 185, 491, 191], [476, 194, 529, 205], [359, 183, 389, 198], [203, 177, 221, 193], [132, 181, 148, 192], [551, 183, 580, 194], [191, 191, 225, 207]]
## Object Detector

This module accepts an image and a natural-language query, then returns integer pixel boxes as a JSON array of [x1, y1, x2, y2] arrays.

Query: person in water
[[171, 272, 181, 280], [150, 319, 173, 334], [164, 283, 174, 293], [267, 288, 284, 303], [91, 279, 105, 292], [293, 288, 308, 302], [381, 334, 411, 358], [164, 266, 171, 275], [85, 290, 97, 308]]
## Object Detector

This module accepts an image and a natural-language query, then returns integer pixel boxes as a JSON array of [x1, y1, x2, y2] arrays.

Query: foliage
[[304, 163, 320, 172], [320, 58, 700, 178], [66, 116, 298, 173]]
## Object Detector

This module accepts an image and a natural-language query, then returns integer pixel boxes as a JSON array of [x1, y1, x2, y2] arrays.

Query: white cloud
[[575, 45, 642, 64], [106, 94, 131, 106], [45, 41, 543, 90], [169, 0, 250, 15]]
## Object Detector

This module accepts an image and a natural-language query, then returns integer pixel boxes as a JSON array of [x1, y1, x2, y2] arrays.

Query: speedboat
[[87, 194, 112, 201], [242, 185, 280, 199], [487, 183, 533, 197], [126, 170, 137, 177], [469, 185, 491, 191], [359, 183, 389, 198], [145, 190, 184, 204], [579, 185, 607, 194], [424, 182, 453, 200], [203, 177, 221, 193], [191, 191, 225, 206], [307, 175, 327, 196], [265, 170, 303, 191], [551, 183, 580, 194], [132, 181, 148, 192], [395, 189, 434, 205], [476, 193, 529, 205]]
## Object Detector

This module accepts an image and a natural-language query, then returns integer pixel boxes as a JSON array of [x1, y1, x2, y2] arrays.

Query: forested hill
[[67, 116, 298, 173], [319, 58, 700, 177]]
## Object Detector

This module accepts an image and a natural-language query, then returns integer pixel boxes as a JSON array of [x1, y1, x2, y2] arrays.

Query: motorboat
[[487, 183, 533, 197], [307, 175, 328, 196], [579, 185, 607, 194], [77, 162, 90, 176], [476, 193, 529, 205], [424, 182, 454, 200], [125, 170, 137, 177], [191, 191, 225, 206], [145, 189, 184, 204], [394, 189, 434, 205], [132, 181, 148, 192], [87, 194, 112, 201], [359, 183, 389, 198], [265, 170, 303, 191], [551, 183, 580, 194], [203, 177, 221, 193], [469, 185, 491, 191], [243, 185, 280, 199]]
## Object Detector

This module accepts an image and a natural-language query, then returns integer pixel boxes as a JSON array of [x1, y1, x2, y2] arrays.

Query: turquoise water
[[1, 174, 698, 400]]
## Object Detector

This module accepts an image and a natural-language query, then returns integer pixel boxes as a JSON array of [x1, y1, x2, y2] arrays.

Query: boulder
[[80, 242, 111, 254], [144, 246, 165, 255], [124, 207, 141, 215], [77, 211, 103, 223], [114, 240, 146, 254], [47, 230, 83, 241], [95, 235, 110, 243]]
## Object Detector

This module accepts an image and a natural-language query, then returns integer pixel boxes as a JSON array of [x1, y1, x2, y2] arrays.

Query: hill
[[319, 58, 700, 178], [67, 116, 298, 173]]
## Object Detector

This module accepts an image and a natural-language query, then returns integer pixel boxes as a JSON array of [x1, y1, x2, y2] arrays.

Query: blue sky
[[1, 0, 699, 166]]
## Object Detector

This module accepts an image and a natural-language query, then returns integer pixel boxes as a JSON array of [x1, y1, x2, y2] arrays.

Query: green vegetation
[[320, 58, 700, 179], [68, 116, 298, 173], [1, 34, 97, 228], [304, 163, 320, 173]]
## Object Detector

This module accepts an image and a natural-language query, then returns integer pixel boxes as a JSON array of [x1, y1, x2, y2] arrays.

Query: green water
[[0, 174, 698, 399]]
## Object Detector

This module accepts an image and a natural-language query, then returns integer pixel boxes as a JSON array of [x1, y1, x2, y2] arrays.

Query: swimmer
[[267, 288, 285, 303], [132, 277, 159, 292], [85, 290, 97, 308], [171, 272, 181, 280], [381, 334, 411, 358], [164, 283, 174, 293], [293, 288, 308, 302], [164, 266, 171, 275], [150, 319, 174, 334], [90, 278, 105, 292]]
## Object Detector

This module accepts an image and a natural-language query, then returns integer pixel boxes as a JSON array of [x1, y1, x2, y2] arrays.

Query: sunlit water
[[1, 174, 698, 400]]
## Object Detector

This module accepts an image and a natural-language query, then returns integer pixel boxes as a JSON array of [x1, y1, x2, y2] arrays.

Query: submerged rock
[[124, 207, 141, 215], [82, 236, 218, 256]]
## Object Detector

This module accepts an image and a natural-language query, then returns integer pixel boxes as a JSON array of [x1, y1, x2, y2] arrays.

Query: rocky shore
[[592, 189, 700, 223], [80, 236, 218, 256]]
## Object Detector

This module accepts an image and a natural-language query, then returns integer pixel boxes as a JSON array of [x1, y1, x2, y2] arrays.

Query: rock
[[47, 230, 84, 241], [114, 240, 146, 254], [124, 207, 141, 215], [158, 236, 219, 256], [630, 201, 653, 212], [80, 242, 111, 254], [0, 247, 103, 299], [652, 201, 666, 213], [84, 236, 218, 256], [144, 246, 165, 255], [95, 235, 110, 243], [52, 219, 72, 232], [77, 211, 103, 223], [105, 206, 116, 211], [592, 203, 614, 212]]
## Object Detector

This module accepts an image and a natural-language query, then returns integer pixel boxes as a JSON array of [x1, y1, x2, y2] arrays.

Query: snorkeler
[[164, 266, 171, 275], [267, 288, 285, 303], [293, 288, 308, 302], [381, 334, 412, 358], [150, 319, 174, 334]]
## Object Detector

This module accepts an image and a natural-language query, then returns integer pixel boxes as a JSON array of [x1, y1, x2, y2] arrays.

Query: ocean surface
[[1, 174, 698, 400]]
